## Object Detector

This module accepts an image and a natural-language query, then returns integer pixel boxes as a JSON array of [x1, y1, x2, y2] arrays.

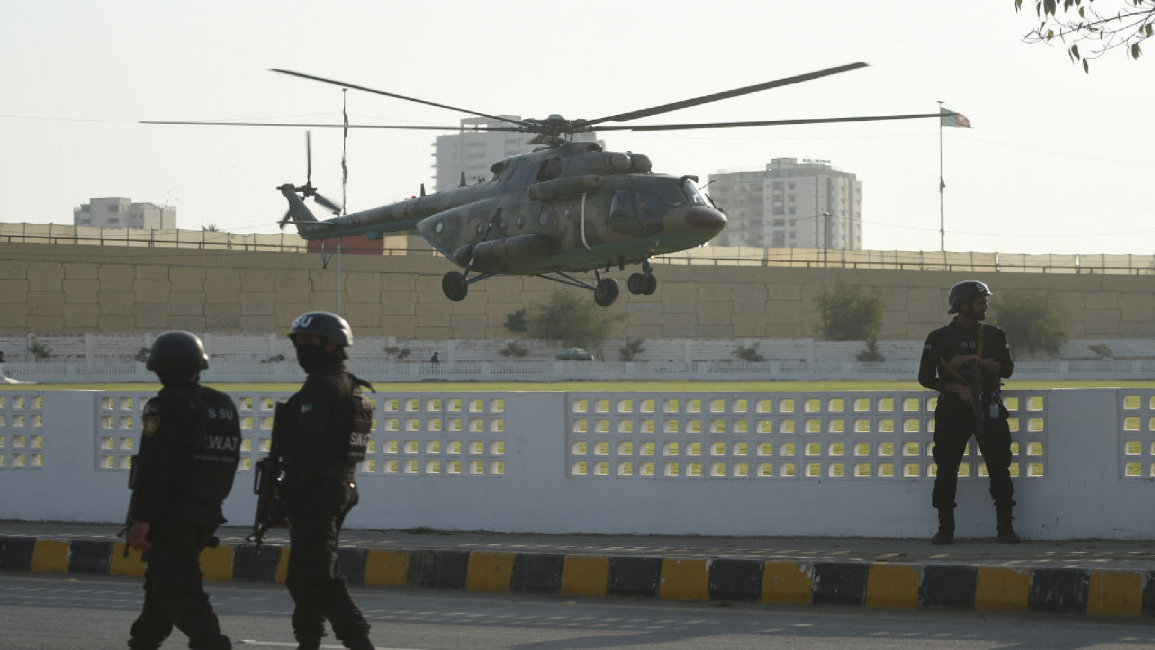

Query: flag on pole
[[940, 107, 971, 128]]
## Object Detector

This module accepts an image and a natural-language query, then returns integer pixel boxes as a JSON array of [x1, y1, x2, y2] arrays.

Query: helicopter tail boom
[[277, 183, 322, 229]]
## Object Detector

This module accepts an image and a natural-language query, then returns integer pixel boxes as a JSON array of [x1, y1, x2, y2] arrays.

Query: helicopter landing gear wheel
[[594, 278, 619, 307], [627, 273, 646, 295], [627, 272, 658, 295], [642, 274, 657, 295], [442, 271, 468, 302]]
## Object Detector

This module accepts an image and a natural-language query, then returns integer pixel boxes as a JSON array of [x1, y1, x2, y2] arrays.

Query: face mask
[[295, 345, 341, 373], [156, 371, 200, 386]]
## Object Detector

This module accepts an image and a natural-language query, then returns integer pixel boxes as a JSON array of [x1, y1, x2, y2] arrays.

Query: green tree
[[992, 292, 1069, 357], [1015, 0, 1154, 72], [815, 284, 884, 342], [528, 291, 623, 351], [504, 309, 529, 333]]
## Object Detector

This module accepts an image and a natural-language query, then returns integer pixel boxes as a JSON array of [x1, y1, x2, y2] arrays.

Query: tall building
[[432, 116, 600, 191], [708, 158, 862, 249], [73, 197, 176, 229]]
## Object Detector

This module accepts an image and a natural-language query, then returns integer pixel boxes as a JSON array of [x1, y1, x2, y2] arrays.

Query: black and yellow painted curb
[[1, 536, 1151, 617]]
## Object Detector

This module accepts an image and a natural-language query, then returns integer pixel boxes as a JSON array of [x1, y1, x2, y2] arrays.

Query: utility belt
[[941, 386, 1006, 420]]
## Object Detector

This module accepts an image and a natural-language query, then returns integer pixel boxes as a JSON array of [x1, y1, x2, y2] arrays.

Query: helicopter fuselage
[[285, 141, 726, 279]]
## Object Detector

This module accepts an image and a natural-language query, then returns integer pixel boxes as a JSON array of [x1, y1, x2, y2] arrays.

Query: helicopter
[[145, 63, 951, 306]]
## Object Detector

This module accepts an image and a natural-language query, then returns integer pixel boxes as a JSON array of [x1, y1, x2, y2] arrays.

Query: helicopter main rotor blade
[[583, 62, 869, 127], [591, 112, 950, 131], [139, 120, 522, 131], [271, 69, 532, 129]]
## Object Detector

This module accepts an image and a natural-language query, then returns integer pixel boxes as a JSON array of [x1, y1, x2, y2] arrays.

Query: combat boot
[[931, 509, 954, 545], [296, 641, 320, 650], [344, 638, 375, 650], [996, 504, 1021, 544]]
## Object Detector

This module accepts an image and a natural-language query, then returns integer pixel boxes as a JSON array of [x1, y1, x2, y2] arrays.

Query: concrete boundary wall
[[0, 388, 1152, 540], [2, 242, 1154, 340]]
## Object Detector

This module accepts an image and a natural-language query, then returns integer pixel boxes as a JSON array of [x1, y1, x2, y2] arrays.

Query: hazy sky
[[2, 0, 1152, 255]]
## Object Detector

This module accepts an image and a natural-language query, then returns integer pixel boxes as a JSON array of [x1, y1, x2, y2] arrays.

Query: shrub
[[856, 337, 885, 362], [384, 346, 411, 360], [28, 336, 51, 361], [732, 343, 765, 362], [619, 338, 646, 361], [498, 341, 528, 358]]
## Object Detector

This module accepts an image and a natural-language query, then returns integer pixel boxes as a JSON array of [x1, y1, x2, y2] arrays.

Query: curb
[[1, 536, 1150, 617]]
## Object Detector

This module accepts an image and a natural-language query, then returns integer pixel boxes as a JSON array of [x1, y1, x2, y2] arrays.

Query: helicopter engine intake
[[526, 175, 603, 201]]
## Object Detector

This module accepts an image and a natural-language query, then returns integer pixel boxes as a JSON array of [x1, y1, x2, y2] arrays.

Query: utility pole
[[822, 211, 831, 340], [937, 100, 945, 252]]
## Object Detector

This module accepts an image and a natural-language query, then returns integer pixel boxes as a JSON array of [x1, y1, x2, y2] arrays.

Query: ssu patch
[[142, 399, 161, 437]]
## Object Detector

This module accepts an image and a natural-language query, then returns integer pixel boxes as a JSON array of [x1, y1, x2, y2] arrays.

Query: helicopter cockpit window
[[681, 179, 707, 205], [654, 183, 685, 207], [536, 158, 562, 182], [609, 189, 634, 221]]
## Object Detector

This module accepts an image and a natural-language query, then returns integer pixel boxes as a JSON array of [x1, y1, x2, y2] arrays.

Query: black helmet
[[146, 331, 209, 373], [289, 311, 353, 347], [948, 280, 992, 314]]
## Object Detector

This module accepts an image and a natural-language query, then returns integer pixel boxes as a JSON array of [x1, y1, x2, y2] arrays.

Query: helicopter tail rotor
[[278, 131, 341, 230]]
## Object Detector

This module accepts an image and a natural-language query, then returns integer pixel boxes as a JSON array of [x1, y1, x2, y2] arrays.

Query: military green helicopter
[[146, 63, 950, 306]]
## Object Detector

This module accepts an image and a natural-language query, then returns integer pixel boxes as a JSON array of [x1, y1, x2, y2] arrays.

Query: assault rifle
[[968, 359, 986, 445], [248, 401, 288, 556], [116, 455, 139, 558]]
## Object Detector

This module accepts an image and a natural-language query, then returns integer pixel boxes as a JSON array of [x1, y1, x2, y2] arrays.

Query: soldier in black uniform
[[918, 280, 1020, 545], [279, 311, 376, 650], [127, 331, 241, 650]]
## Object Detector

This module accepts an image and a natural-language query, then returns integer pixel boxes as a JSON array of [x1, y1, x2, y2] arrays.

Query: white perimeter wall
[[1, 388, 1152, 540]]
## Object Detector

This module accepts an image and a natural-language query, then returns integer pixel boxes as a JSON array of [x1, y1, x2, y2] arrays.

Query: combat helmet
[[289, 311, 353, 347], [146, 331, 210, 373], [947, 280, 992, 314]]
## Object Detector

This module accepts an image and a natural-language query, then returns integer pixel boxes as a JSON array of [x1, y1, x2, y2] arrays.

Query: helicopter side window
[[681, 179, 707, 205], [609, 189, 634, 221]]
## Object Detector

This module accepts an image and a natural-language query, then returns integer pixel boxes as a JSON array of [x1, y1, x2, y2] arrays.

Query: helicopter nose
[[685, 206, 727, 235]]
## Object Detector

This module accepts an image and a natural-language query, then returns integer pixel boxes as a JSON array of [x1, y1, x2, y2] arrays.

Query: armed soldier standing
[[278, 311, 376, 650], [918, 280, 1020, 545], [127, 331, 241, 650]]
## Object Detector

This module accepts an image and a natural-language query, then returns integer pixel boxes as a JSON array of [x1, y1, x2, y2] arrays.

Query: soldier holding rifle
[[270, 311, 376, 650], [918, 280, 1020, 545], [125, 331, 241, 650]]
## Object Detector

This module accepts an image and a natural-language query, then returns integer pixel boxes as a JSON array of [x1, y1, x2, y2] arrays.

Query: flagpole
[[937, 100, 945, 252]]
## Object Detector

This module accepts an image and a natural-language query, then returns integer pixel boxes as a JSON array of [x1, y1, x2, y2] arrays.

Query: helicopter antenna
[[342, 88, 349, 215]]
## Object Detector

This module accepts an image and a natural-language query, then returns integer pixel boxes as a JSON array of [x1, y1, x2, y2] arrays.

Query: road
[[1, 574, 1153, 649]]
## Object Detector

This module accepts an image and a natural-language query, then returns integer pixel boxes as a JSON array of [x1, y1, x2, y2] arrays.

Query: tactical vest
[[151, 385, 241, 504]]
